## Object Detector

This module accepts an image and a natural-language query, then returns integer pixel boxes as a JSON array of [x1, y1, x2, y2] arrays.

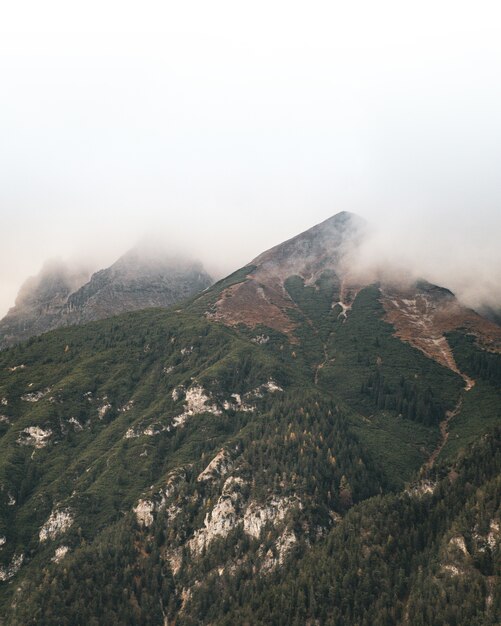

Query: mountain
[[0, 212, 500, 625], [193, 211, 501, 380], [0, 248, 213, 349], [0, 259, 91, 349], [64, 247, 213, 323], [479, 304, 501, 327]]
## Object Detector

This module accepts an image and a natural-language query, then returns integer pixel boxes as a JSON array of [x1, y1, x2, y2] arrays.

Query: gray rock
[[0, 247, 212, 348]]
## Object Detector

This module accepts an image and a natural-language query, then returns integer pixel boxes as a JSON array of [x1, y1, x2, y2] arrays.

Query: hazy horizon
[[2, 1, 501, 317]]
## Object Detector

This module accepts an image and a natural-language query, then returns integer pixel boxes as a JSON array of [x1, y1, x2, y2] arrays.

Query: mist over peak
[[1, 207, 501, 320], [342, 214, 501, 313], [0, 245, 213, 349], [13, 259, 91, 310], [252, 210, 366, 279]]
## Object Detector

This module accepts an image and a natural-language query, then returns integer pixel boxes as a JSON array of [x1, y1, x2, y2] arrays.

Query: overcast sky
[[1, 1, 501, 316]]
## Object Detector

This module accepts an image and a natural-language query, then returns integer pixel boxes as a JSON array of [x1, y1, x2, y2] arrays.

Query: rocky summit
[[0, 213, 500, 626], [0, 248, 213, 349], [194, 211, 501, 378]]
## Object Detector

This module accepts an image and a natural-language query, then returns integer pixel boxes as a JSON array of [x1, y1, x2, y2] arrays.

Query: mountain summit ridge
[[0, 248, 213, 349], [193, 211, 501, 376]]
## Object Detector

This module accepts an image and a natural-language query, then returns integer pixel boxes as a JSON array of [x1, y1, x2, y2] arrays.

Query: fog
[[342, 211, 501, 312], [1, 1, 501, 317]]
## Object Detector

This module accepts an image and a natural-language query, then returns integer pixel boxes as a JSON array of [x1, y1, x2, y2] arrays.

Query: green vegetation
[[209, 428, 501, 626], [441, 332, 501, 458], [318, 286, 461, 419], [349, 411, 438, 487], [0, 277, 499, 625]]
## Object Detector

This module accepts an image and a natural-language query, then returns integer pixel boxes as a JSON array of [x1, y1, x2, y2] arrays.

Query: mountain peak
[[197, 211, 368, 334], [319, 209, 364, 225], [194, 212, 501, 375], [13, 260, 90, 310], [0, 249, 213, 349], [252, 211, 366, 270]]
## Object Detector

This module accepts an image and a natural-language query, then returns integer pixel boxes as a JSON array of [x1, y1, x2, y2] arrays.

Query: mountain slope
[[0, 212, 500, 625], [0, 248, 213, 349], [192, 211, 501, 375]]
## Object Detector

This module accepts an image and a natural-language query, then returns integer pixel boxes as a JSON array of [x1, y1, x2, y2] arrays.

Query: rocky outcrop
[[189, 476, 300, 555], [125, 385, 222, 439], [134, 500, 156, 528], [52, 546, 69, 563], [172, 386, 222, 428], [449, 535, 468, 556], [126, 379, 283, 440], [261, 530, 298, 573], [405, 479, 437, 498], [243, 496, 299, 539], [97, 399, 112, 419], [0, 554, 24, 582], [197, 449, 234, 482], [21, 388, 51, 403], [39, 509, 74, 542], [189, 477, 245, 554], [18, 426, 52, 448], [133, 472, 185, 528], [472, 518, 500, 552]]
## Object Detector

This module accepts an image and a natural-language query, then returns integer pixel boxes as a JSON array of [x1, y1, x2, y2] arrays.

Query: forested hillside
[[0, 213, 500, 625]]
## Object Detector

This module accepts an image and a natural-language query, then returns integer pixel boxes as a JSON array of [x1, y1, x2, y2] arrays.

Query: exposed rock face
[[261, 530, 298, 573], [449, 535, 469, 556], [133, 472, 185, 528], [0, 248, 213, 349], [189, 475, 300, 555], [134, 499, 156, 528], [442, 564, 463, 577], [473, 518, 500, 552], [52, 546, 69, 563], [18, 426, 52, 448], [68, 417, 84, 431], [197, 449, 233, 482], [126, 380, 283, 440], [189, 477, 245, 554], [405, 479, 437, 498], [0, 554, 24, 582], [64, 248, 212, 324], [97, 400, 112, 420], [39, 509, 74, 542], [21, 388, 51, 403], [242, 496, 299, 539], [172, 385, 222, 428], [487, 519, 500, 549]]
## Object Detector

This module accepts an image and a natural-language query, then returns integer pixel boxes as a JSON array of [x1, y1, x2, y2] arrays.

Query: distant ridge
[[0, 248, 213, 349]]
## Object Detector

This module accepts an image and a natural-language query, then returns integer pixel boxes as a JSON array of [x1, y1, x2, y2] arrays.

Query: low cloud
[[342, 209, 501, 313]]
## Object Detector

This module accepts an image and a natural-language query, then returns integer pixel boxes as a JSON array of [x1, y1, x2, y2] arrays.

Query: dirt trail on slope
[[314, 344, 330, 385], [424, 397, 464, 471]]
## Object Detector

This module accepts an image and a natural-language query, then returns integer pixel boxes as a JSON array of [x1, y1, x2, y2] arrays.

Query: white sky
[[1, 1, 501, 316]]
